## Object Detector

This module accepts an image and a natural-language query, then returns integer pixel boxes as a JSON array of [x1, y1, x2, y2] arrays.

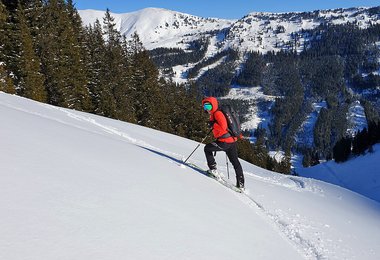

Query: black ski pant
[[204, 141, 244, 187]]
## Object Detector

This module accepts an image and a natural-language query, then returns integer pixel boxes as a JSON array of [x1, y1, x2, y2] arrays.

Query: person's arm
[[212, 111, 228, 138]]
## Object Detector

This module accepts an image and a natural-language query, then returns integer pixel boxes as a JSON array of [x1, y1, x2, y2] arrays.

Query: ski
[[184, 162, 243, 193]]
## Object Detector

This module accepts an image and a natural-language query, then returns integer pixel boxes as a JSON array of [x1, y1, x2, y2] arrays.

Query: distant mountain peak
[[79, 6, 380, 52]]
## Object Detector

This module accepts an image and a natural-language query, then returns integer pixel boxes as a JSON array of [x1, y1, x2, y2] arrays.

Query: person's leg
[[204, 142, 225, 170], [226, 143, 244, 188]]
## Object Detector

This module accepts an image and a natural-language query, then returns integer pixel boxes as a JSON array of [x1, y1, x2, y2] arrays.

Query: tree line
[[333, 121, 380, 163], [0, 0, 209, 142]]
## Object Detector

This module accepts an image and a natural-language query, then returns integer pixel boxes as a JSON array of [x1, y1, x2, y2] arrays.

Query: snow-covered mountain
[[1, 92, 380, 259], [79, 6, 380, 53], [224, 7, 380, 53], [79, 8, 233, 50]]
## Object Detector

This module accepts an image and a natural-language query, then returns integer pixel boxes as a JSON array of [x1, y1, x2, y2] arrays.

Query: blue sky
[[74, 0, 380, 19]]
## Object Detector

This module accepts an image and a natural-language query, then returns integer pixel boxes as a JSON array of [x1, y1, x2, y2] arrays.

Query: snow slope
[[1, 92, 380, 259], [297, 146, 380, 203]]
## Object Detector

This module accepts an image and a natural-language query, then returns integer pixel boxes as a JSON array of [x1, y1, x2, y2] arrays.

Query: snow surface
[[297, 145, 380, 204], [1, 92, 380, 259]]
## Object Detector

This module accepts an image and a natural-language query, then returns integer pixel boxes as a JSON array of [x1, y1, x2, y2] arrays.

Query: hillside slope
[[1, 92, 380, 259], [297, 146, 380, 203]]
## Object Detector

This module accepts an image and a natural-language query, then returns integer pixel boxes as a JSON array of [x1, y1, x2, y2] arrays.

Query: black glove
[[208, 121, 215, 128]]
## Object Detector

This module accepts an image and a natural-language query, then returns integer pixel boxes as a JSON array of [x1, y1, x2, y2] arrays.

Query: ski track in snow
[[1, 98, 340, 260], [234, 193, 328, 260], [200, 172, 328, 259]]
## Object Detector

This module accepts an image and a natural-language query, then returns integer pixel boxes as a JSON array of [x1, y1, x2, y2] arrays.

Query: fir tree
[[22, 0, 44, 39], [83, 20, 114, 116], [127, 32, 169, 130], [39, 0, 91, 111], [102, 9, 134, 121], [15, 3, 46, 102]]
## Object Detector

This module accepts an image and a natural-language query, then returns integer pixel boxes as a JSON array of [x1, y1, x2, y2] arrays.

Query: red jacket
[[202, 97, 236, 143]]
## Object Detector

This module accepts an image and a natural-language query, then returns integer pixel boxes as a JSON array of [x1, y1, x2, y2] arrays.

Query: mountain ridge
[[79, 6, 380, 52]]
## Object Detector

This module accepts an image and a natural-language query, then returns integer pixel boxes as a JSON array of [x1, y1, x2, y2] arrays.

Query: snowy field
[[1, 92, 380, 260], [298, 145, 380, 204]]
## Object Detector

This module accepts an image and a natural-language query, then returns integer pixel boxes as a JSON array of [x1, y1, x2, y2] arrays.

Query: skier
[[202, 97, 245, 190]]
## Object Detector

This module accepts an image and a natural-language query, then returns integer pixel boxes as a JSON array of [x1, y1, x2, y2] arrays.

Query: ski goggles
[[203, 103, 213, 111]]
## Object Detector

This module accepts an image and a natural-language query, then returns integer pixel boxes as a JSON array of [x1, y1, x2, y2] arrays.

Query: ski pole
[[226, 153, 230, 179], [183, 129, 212, 164]]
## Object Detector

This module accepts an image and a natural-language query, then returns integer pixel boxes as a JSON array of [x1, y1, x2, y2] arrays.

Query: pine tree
[[39, 0, 91, 111], [15, 3, 46, 102], [101, 9, 134, 121], [83, 20, 114, 116], [66, 0, 83, 37], [164, 80, 207, 139], [22, 0, 44, 39], [127, 32, 169, 130]]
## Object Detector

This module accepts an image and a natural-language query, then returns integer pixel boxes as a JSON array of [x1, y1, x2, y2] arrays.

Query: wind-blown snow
[[1, 92, 380, 259]]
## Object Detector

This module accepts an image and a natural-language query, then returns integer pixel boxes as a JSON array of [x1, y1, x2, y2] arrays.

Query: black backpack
[[219, 104, 242, 138]]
